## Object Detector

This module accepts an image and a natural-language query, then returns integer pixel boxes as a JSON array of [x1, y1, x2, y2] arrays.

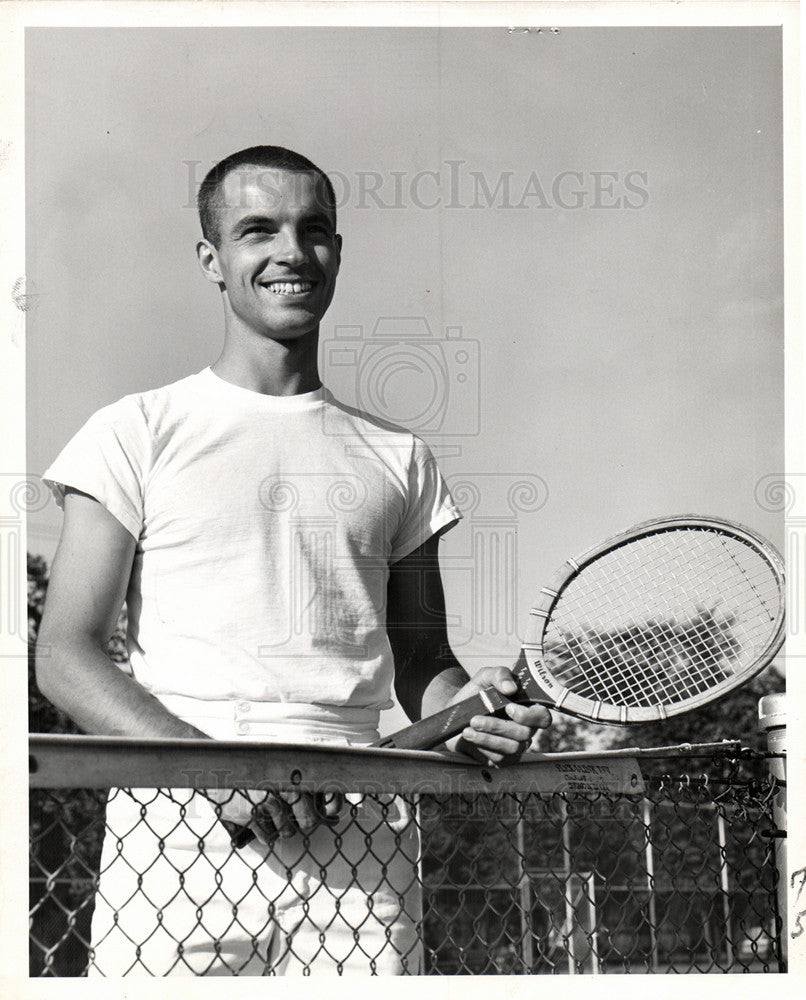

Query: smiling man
[[36, 145, 550, 976], [197, 159, 342, 368]]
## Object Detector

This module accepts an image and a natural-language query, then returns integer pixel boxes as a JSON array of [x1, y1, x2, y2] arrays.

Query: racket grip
[[374, 687, 512, 751]]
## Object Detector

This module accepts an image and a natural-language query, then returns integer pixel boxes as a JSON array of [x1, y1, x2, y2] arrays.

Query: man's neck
[[212, 327, 322, 396]]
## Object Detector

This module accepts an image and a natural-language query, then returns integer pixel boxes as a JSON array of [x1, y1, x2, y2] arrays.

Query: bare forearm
[[419, 665, 472, 718], [35, 636, 207, 739]]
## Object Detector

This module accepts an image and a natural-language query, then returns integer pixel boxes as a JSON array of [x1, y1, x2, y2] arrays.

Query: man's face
[[203, 166, 341, 340]]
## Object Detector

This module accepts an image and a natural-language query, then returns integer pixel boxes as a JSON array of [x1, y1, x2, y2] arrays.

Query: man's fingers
[[253, 791, 344, 840], [470, 713, 534, 742], [286, 791, 326, 834], [460, 706, 551, 762], [473, 666, 519, 696], [243, 798, 279, 847], [294, 791, 345, 830], [256, 792, 297, 839], [217, 788, 344, 848], [504, 701, 552, 729], [460, 725, 526, 759], [317, 790, 345, 823]]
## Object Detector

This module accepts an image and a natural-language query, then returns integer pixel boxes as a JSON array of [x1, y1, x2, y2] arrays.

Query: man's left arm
[[386, 534, 551, 763]]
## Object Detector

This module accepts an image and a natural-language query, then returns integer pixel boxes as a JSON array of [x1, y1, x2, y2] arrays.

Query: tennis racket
[[229, 515, 784, 845], [376, 515, 785, 750]]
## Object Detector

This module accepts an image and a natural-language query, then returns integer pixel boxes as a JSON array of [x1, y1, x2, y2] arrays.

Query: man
[[36, 145, 550, 975]]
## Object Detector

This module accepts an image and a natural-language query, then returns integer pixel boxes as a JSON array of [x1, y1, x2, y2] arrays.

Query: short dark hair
[[197, 145, 337, 246]]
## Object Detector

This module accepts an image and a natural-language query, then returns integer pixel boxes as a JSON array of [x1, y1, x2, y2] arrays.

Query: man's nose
[[273, 227, 308, 265]]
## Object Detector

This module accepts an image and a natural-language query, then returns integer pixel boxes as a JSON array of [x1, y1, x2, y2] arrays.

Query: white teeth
[[267, 281, 312, 295]]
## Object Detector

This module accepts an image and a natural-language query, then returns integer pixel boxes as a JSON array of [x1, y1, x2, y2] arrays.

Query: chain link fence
[[29, 736, 785, 976]]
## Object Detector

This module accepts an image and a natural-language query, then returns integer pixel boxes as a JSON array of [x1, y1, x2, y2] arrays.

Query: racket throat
[[513, 648, 543, 702], [511, 648, 569, 716]]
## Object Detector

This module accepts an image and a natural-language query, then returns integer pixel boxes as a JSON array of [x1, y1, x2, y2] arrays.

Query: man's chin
[[259, 322, 319, 343]]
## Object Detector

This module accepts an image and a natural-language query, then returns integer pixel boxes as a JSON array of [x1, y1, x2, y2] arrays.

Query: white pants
[[87, 699, 423, 976]]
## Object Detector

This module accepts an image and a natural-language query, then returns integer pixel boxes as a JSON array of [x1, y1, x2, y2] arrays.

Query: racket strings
[[548, 558, 727, 705], [563, 570, 742, 702], [566, 542, 773, 705], [542, 528, 782, 709], [721, 534, 779, 623], [574, 556, 769, 706]]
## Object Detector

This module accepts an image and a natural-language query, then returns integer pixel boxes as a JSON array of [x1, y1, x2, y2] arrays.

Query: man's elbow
[[34, 629, 87, 708], [393, 664, 432, 722], [34, 630, 64, 704], [393, 684, 421, 723]]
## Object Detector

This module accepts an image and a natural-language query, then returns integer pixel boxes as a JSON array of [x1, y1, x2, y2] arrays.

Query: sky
[[24, 26, 785, 729]]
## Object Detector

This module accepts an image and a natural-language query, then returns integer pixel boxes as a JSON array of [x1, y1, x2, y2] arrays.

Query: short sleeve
[[41, 397, 150, 541], [389, 437, 462, 563]]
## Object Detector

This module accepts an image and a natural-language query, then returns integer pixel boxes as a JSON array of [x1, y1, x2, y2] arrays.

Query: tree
[[605, 669, 783, 755], [28, 553, 128, 976], [28, 553, 129, 734]]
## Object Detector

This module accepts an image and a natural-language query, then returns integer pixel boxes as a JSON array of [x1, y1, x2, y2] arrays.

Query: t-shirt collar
[[199, 367, 328, 410]]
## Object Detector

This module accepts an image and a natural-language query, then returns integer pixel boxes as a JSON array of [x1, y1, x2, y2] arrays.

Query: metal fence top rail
[[29, 734, 751, 794]]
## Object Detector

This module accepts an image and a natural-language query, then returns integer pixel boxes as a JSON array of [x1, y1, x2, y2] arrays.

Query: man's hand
[[250, 790, 345, 845], [444, 667, 552, 765], [204, 787, 345, 846]]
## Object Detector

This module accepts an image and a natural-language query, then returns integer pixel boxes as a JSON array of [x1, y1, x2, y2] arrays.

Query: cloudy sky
[[24, 26, 784, 727]]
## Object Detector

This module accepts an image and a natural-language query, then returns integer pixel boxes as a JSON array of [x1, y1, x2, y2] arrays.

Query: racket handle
[[374, 686, 517, 750]]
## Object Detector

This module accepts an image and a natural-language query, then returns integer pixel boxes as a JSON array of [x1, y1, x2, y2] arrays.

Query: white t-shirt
[[42, 368, 461, 714]]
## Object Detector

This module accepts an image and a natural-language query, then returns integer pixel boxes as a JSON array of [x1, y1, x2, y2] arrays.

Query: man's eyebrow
[[229, 211, 335, 237], [229, 213, 276, 236]]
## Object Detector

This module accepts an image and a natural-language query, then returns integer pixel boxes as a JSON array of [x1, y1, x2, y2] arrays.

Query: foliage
[[605, 668, 783, 753], [28, 553, 126, 976], [28, 553, 129, 734]]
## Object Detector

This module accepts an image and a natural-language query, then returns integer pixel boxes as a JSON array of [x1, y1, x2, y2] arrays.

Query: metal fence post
[[715, 807, 734, 968], [758, 692, 786, 966], [515, 802, 534, 972], [642, 797, 660, 972]]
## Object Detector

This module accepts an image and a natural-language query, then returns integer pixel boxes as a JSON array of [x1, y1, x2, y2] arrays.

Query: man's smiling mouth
[[264, 281, 314, 296]]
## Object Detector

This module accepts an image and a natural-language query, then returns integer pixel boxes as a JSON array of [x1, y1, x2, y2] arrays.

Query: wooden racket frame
[[512, 514, 786, 726]]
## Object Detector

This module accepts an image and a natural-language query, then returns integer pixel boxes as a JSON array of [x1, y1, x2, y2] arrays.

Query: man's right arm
[[36, 487, 339, 843], [35, 488, 206, 739]]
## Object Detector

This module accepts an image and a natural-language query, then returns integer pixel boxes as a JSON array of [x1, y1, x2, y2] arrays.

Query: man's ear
[[196, 239, 224, 285]]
